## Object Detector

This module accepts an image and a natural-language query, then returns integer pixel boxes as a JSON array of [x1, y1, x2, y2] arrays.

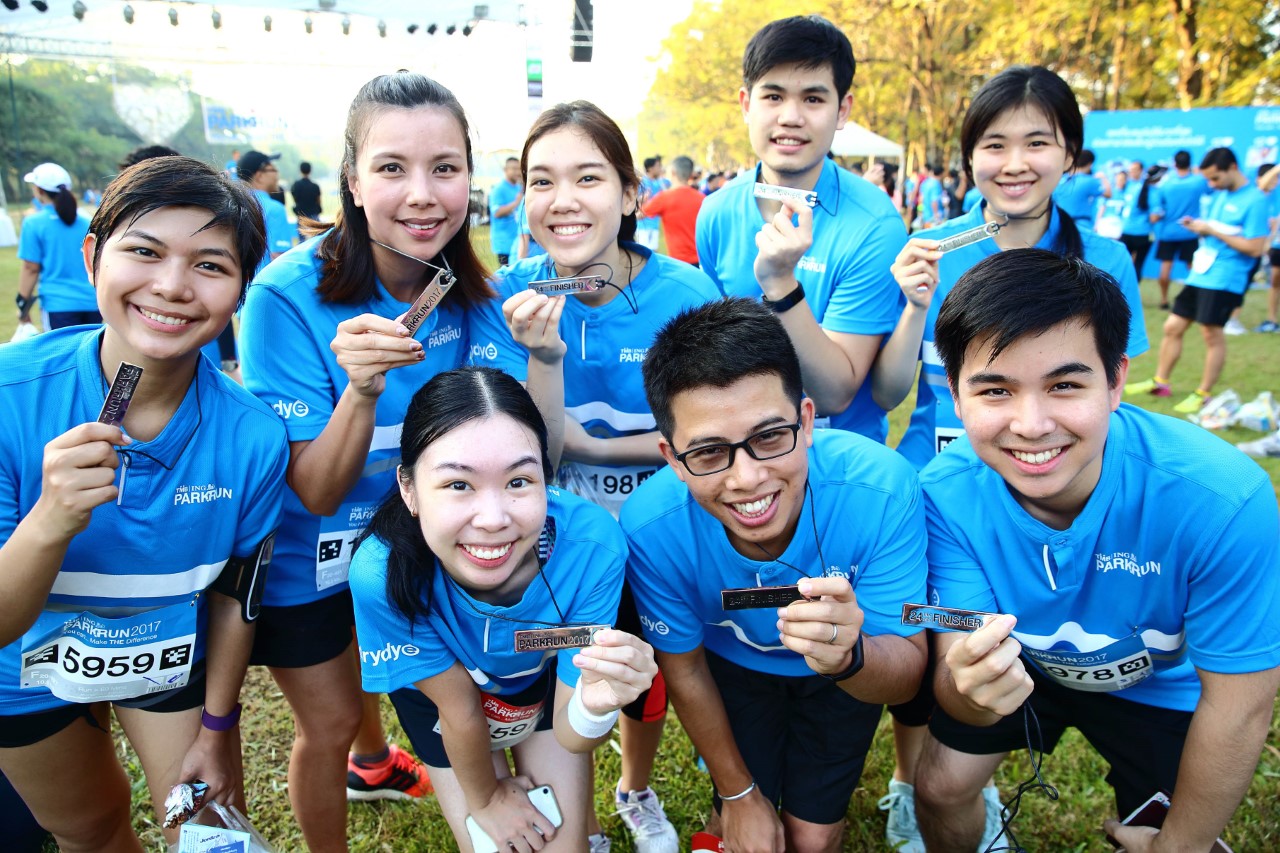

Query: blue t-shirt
[[637, 177, 669, 234], [921, 404, 1280, 713], [488, 180, 521, 257], [919, 176, 945, 225], [483, 244, 720, 516], [239, 233, 514, 607], [1184, 183, 1270, 295], [1120, 182, 1151, 237], [509, 201, 546, 260], [16, 209, 94, 314], [696, 161, 907, 441], [1053, 172, 1105, 224], [621, 430, 926, 677], [1151, 172, 1209, 243], [0, 328, 287, 714], [962, 187, 982, 214], [252, 189, 294, 278], [350, 488, 626, 695], [895, 203, 1149, 471]]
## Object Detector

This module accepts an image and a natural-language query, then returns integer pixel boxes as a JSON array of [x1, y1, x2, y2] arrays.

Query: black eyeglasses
[[673, 422, 801, 476]]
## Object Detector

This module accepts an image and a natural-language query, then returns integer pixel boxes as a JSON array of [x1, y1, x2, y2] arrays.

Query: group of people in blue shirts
[[3, 13, 1278, 853]]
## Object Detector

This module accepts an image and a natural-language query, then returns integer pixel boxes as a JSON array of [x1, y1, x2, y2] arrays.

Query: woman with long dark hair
[[17, 162, 97, 330]]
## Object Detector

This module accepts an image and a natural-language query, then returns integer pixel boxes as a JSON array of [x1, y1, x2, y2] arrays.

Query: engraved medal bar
[[899, 603, 998, 633], [98, 362, 143, 427], [721, 584, 808, 611], [401, 268, 457, 335], [528, 276, 607, 297], [513, 624, 610, 653], [935, 221, 1001, 254], [753, 183, 819, 208]]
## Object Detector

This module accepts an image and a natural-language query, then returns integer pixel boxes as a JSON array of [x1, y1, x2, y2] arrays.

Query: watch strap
[[761, 282, 805, 314]]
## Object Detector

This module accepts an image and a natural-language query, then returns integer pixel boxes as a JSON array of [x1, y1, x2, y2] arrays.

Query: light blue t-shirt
[[1120, 181, 1151, 237], [921, 404, 1280, 712], [696, 160, 907, 441], [1184, 183, 1269, 295], [509, 201, 546, 260], [488, 180, 521, 257], [637, 176, 669, 234], [1151, 172, 1209, 243], [252, 189, 294, 278], [919, 176, 945, 225], [239, 233, 514, 607], [483, 244, 720, 516], [0, 327, 287, 714], [962, 187, 982, 214], [895, 203, 1149, 471], [621, 429, 926, 677], [1054, 172, 1105, 225], [16, 209, 94, 314], [350, 488, 626, 695]]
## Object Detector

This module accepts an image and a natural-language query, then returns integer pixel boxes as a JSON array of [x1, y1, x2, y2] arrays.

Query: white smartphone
[[464, 785, 563, 853]]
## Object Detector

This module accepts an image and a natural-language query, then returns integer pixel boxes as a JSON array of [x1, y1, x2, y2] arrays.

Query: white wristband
[[567, 685, 619, 739]]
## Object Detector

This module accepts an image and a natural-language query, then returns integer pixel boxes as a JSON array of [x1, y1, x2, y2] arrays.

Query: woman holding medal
[[478, 101, 719, 853], [238, 72, 521, 851], [349, 366, 657, 852], [867, 65, 1151, 853], [0, 156, 287, 850]]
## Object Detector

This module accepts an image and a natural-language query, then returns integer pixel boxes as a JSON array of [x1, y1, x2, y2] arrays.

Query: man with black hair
[[236, 150, 293, 276], [1125, 147, 1269, 414], [913, 248, 1280, 853], [695, 15, 907, 444], [622, 297, 927, 853], [637, 156, 669, 251], [1149, 150, 1209, 309], [291, 161, 322, 221], [1053, 148, 1110, 226]]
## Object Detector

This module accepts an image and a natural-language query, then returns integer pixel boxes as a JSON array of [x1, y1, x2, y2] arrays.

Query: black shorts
[[496, 254, 511, 267], [1270, 248, 1280, 269], [45, 310, 103, 330], [1155, 238, 1197, 264], [1170, 285, 1244, 327], [249, 591, 355, 669], [0, 661, 206, 749], [928, 666, 1192, 816], [705, 651, 882, 825], [887, 648, 936, 727], [616, 583, 668, 722], [389, 661, 558, 768], [1119, 234, 1150, 255]]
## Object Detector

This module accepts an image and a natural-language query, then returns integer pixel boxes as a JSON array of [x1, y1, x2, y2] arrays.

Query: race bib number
[[558, 462, 657, 519], [433, 694, 544, 748], [20, 599, 197, 703], [1023, 633, 1154, 694], [316, 501, 377, 591], [1190, 246, 1218, 275]]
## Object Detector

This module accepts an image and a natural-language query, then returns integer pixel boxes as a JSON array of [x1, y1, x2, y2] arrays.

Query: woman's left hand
[[177, 727, 238, 805], [572, 629, 658, 714], [503, 290, 566, 364]]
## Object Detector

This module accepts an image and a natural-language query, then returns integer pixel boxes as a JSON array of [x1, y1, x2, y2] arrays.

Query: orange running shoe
[[346, 744, 432, 801]]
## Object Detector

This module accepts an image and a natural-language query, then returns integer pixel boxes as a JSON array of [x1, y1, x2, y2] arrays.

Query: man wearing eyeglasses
[[237, 149, 294, 277], [621, 298, 927, 853]]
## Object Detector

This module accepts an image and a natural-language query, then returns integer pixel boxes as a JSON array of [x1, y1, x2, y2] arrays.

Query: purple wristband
[[200, 703, 242, 732]]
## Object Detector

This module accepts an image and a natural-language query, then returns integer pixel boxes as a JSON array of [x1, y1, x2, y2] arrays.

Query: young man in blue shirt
[[1149, 149, 1209, 309], [623, 298, 927, 853], [913, 248, 1280, 853], [488, 156, 523, 267], [1125, 147, 1270, 413], [695, 14, 907, 442]]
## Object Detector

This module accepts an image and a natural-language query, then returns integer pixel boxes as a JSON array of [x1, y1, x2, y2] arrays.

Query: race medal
[[528, 275, 606, 296], [935, 221, 1001, 253], [20, 598, 197, 703], [401, 268, 456, 334], [1022, 633, 1154, 693], [753, 183, 818, 208], [512, 624, 608, 653], [721, 584, 806, 610], [98, 362, 143, 426], [900, 602, 996, 632]]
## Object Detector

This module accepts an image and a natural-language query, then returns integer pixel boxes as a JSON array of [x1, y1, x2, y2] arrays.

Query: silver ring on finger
[[828, 623, 839, 644]]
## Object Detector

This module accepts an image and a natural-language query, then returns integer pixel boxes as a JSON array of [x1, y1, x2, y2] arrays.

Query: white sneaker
[[877, 779, 924, 853], [1238, 431, 1280, 459], [977, 786, 1007, 852], [1224, 318, 1247, 336], [588, 832, 612, 853], [616, 787, 678, 853]]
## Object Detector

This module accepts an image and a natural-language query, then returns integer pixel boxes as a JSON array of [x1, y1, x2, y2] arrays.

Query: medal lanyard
[[750, 481, 837, 587], [541, 254, 639, 315]]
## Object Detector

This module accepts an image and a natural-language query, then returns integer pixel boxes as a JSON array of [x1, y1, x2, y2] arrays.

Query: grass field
[[2, 211, 1278, 851]]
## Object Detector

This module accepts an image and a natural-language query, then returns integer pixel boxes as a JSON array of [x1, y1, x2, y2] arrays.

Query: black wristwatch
[[823, 633, 865, 682], [761, 282, 806, 314], [15, 293, 32, 314]]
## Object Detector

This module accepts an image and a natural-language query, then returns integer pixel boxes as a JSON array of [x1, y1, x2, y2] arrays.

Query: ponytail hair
[[52, 186, 78, 225], [357, 367, 553, 625], [1051, 204, 1084, 259]]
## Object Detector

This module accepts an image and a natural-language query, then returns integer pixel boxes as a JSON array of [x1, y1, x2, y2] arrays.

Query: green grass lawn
[[2, 216, 1277, 850]]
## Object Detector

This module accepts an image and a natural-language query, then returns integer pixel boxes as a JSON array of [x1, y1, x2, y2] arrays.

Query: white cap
[[23, 163, 73, 193]]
